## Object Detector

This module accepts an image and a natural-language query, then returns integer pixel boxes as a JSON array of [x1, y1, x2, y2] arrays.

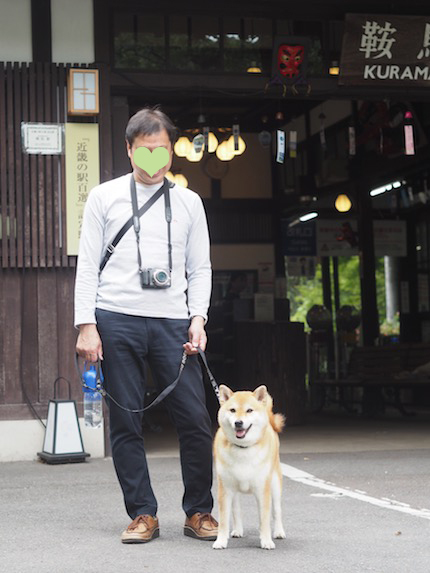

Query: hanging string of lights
[[174, 129, 247, 162]]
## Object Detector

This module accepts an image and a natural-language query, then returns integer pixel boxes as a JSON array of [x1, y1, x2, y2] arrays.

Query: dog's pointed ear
[[219, 385, 233, 404], [253, 385, 268, 403]]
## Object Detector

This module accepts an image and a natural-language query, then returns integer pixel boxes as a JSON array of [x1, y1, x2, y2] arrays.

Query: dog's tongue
[[236, 429, 247, 439]]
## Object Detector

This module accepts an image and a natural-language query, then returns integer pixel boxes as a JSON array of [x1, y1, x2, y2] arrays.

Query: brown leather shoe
[[121, 515, 159, 544], [184, 512, 218, 540]]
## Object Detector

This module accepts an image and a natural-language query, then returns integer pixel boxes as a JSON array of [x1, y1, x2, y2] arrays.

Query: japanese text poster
[[65, 123, 100, 255]]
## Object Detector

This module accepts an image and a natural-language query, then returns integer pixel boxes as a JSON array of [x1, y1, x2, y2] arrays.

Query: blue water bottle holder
[[75, 355, 105, 396]]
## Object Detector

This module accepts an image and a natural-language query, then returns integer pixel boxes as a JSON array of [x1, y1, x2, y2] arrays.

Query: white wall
[[0, 0, 32, 62], [0, 418, 104, 462], [51, 0, 94, 64], [0, 0, 95, 64]]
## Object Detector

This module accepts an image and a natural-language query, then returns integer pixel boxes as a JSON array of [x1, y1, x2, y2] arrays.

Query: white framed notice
[[21, 122, 64, 155]]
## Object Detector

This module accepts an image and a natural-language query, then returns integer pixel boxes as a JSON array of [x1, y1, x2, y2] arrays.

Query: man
[[75, 107, 217, 544]]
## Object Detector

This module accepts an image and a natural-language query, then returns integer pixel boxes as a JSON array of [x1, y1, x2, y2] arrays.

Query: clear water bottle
[[83, 365, 103, 428], [84, 391, 102, 428]]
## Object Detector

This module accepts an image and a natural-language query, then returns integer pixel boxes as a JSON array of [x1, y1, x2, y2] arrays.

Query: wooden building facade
[[2, 0, 430, 459]]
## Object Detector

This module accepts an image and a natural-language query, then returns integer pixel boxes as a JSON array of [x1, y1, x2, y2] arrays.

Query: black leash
[[75, 348, 220, 414]]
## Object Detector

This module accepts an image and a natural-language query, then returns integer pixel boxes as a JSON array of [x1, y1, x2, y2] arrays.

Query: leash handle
[[197, 347, 220, 402], [74, 354, 105, 393], [75, 348, 220, 413]]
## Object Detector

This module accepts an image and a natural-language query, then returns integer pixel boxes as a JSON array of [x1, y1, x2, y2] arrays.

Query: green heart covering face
[[133, 146, 170, 177]]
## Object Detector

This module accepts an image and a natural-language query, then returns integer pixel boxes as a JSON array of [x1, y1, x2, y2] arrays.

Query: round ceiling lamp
[[329, 60, 340, 76], [247, 61, 262, 73], [207, 132, 219, 153], [216, 140, 235, 161], [335, 194, 352, 212], [174, 173, 188, 187], [174, 136, 192, 157], [226, 135, 246, 156], [166, 171, 189, 187], [186, 146, 204, 162]]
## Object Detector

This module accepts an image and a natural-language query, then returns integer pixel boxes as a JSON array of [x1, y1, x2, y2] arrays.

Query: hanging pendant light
[[247, 62, 262, 73], [329, 60, 340, 75], [207, 132, 219, 153], [174, 173, 188, 187], [166, 171, 176, 183], [335, 194, 352, 212], [226, 135, 246, 156], [216, 140, 235, 161], [186, 146, 204, 162], [174, 136, 192, 157]]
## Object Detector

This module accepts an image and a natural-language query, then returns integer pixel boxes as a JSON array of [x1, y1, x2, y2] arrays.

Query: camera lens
[[153, 270, 169, 286]]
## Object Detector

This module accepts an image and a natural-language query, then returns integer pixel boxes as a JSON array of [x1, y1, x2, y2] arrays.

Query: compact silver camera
[[140, 268, 171, 289]]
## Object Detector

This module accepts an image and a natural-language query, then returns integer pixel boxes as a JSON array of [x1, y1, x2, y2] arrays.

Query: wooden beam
[[108, 0, 430, 20], [31, 0, 52, 62], [94, 0, 111, 64]]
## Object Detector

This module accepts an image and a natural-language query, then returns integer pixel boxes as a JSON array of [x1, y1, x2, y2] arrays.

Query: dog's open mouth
[[235, 425, 252, 439]]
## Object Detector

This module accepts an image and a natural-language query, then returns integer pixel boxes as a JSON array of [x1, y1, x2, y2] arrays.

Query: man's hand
[[76, 323, 103, 363], [183, 316, 207, 355]]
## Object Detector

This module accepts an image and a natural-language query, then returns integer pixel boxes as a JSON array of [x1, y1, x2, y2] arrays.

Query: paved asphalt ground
[[1, 412, 430, 573]]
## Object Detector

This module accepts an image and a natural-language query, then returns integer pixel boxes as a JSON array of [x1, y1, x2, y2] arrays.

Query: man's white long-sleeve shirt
[[74, 174, 212, 327]]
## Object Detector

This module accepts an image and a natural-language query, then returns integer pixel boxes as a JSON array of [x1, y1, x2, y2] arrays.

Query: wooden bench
[[311, 343, 430, 416]]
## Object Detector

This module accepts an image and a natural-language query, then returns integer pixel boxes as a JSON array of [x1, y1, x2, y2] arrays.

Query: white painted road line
[[281, 463, 430, 520]]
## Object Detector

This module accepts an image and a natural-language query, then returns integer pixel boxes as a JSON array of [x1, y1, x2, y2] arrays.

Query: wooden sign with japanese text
[[65, 123, 100, 255], [340, 14, 430, 86]]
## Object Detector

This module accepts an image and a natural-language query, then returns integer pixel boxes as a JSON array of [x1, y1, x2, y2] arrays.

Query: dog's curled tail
[[270, 412, 286, 433]]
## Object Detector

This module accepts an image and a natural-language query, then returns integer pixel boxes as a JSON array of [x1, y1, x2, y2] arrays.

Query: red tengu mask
[[278, 44, 304, 78]]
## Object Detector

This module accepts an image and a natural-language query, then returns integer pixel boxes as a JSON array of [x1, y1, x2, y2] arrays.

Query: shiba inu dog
[[212, 384, 286, 550]]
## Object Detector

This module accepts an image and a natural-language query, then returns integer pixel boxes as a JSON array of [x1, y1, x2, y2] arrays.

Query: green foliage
[[380, 312, 400, 336], [288, 256, 387, 330], [288, 264, 323, 327]]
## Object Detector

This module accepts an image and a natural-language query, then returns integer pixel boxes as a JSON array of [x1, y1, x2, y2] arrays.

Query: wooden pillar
[[321, 257, 332, 313], [399, 216, 419, 342], [98, 64, 113, 183], [93, 0, 111, 64], [332, 256, 340, 311], [356, 180, 380, 345], [351, 102, 379, 346], [271, 139, 285, 277], [111, 96, 130, 178], [321, 256, 335, 373], [31, 0, 52, 62]]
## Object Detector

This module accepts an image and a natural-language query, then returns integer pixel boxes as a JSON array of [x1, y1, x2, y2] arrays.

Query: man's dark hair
[[125, 106, 178, 147]]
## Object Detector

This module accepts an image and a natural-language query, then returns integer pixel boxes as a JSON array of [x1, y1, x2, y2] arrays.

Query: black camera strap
[[130, 175, 173, 281], [99, 175, 173, 275]]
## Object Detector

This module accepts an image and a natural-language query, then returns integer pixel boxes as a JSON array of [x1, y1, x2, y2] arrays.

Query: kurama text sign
[[340, 14, 430, 86], [65, 123, 100, 255]]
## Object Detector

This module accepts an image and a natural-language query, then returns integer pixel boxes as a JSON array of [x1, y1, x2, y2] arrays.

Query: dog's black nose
[[235, 420, 243, 429]]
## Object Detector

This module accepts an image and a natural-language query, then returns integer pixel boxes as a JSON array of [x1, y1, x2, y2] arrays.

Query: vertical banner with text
[[65, 123, 100, 255]]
